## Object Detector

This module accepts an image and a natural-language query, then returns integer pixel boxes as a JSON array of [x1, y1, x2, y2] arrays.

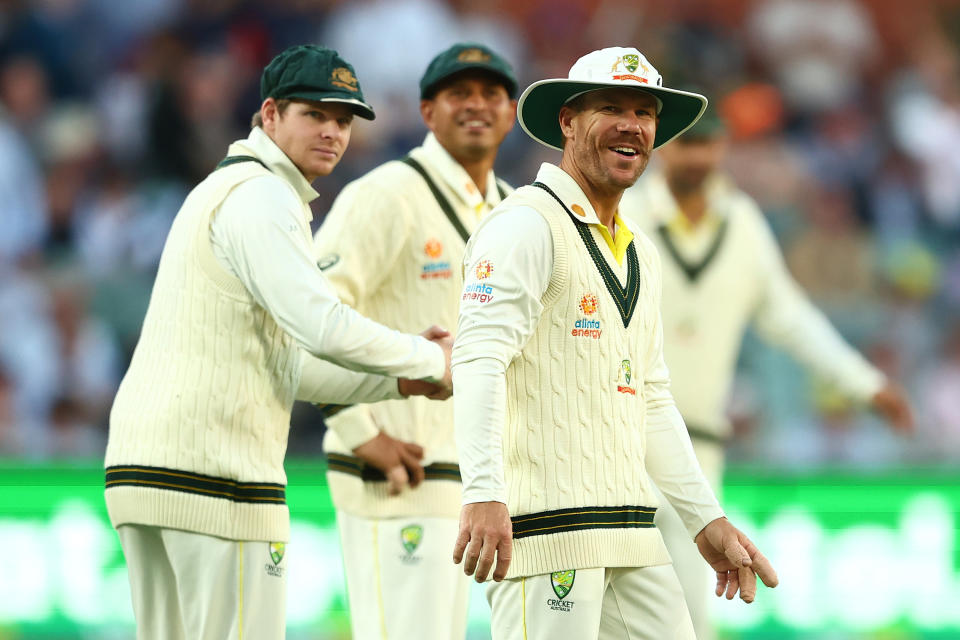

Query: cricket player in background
[[619, 103, 913, 640], [452, 47, 777, 639], [314, 43, 517, 639], [104, 45, 454, 639]]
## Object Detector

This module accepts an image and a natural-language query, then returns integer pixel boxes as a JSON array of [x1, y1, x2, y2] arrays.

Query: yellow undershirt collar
[[571, 203, 633, 265], [596, 214, 634, 265]]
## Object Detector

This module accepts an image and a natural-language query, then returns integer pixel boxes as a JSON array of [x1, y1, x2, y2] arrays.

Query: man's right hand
[[352, 432, 425, 495], [398, 377, 452, 400], [453, 501, 513, 582], [420, 325, 453, 391]]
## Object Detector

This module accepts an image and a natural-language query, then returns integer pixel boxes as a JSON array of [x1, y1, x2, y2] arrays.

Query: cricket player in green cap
[[313, 42, 518, 639], [104, 44, 456, 639]]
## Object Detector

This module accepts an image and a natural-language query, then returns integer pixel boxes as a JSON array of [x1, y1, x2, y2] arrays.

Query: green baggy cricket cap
[[420, 42, 518, 99], [260, 44, 376, 120]]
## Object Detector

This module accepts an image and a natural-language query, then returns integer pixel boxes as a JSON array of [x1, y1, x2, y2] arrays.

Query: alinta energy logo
[[475, 260, 494, 280], [400, 524, 424, 564], [265, 541, 285, 577], [463, 261, 495, 304], [572, 293, 602, 339], [424, 238, 443, 258], [421, 237, 452, 279], [547, 570, 576, 612]]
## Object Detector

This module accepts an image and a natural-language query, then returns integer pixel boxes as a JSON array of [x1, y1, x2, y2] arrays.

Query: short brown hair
[[250, 99, 293, 128]]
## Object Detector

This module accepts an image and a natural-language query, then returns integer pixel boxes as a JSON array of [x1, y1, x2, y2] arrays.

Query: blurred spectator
[[0, 112, 48, 266], [0, 0, 955, 465], [748, 0, 879, 116], [0, 367, 25, 457], [919, 321, 960, 458], [888, 27, 960, 229], [45, 269, 121, 428]]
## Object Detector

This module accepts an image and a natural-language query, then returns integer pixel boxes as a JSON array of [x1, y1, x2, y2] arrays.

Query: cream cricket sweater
[[620, 171, 885, 444], [105, 159, 300, 543], [453, 164, 723, 579], [105, 129, 443, 542], [315, 133, 508, 518]]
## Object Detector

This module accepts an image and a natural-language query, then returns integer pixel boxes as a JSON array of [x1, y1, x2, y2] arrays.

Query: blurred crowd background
[[0, 0, 958, 467]]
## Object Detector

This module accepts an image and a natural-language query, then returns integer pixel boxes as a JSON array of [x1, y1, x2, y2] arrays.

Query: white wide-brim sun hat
[[518, 47, 708, 150]]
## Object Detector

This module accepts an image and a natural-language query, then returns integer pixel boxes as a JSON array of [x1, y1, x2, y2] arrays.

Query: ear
[[558, 105, 577, 143], [420, 99, 435, 130], [506, 99, 518, 132], [260, 98, 279, 132]]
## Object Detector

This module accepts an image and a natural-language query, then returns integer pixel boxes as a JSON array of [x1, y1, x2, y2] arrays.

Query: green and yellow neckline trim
[[533, 181, 641, 328]]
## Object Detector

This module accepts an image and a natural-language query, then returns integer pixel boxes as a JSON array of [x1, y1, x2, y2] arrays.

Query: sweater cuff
[[326, 405, 381, 451]]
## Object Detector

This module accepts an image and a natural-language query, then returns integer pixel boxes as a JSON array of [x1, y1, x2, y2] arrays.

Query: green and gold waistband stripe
[[511, 505, 656, 539], [105, 465, 285, 504], [326, 453, 461, 482]]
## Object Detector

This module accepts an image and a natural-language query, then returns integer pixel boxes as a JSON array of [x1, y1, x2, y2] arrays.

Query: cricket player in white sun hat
[[450, 46, 778, 639]]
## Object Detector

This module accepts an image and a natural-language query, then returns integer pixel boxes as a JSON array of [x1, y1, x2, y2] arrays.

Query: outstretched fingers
[[739, 534, 779, 589]]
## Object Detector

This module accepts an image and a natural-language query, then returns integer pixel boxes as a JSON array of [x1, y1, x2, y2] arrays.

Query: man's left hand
[[695, 517, 778, 603], [871, 382, 914, 432]]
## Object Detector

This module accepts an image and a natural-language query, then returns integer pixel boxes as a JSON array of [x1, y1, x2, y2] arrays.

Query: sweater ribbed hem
[[105, 485, 290, 542], [326, 470, 462, 519], [505, 527, 670, 579]]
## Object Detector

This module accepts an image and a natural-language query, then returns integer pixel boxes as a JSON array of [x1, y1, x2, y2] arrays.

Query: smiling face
[[260, 98, 353, 182], [559, 88, 659, 196], [420, 72, 516, 165]]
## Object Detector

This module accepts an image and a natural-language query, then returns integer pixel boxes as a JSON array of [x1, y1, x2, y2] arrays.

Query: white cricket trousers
[[336, 510, 471, 640], [487, 564, 696, 640], [117, 524, 287, 640], [655, 439, 726, 640]]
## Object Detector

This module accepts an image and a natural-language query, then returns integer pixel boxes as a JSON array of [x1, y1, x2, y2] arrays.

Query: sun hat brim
[[517, 79, 707, 150]]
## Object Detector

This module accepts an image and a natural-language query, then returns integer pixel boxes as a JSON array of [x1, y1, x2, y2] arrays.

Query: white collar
[[414, 132, 502, 209], [227, 127, 320, 209], [532, 163, 605, 224]]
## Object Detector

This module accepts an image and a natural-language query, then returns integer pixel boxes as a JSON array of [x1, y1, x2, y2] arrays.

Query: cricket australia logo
[[547, 570, 576, 612], [265, 542, 285, 577], [400, 524, 424, 564], [331, 67, 359, 92], [617, 359, 636, 395], [610, 53, 650, 84]]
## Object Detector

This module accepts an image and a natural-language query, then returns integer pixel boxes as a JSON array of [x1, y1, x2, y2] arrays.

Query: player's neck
[[461, 159, 492, 197], [672, 189, 708, 227], [561, 158, 621, 235]]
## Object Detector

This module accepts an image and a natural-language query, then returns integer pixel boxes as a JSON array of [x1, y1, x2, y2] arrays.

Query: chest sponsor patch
[[424, 237, 443, 258], [571, 293, 602, 339], [421, 261, 452, 279]]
